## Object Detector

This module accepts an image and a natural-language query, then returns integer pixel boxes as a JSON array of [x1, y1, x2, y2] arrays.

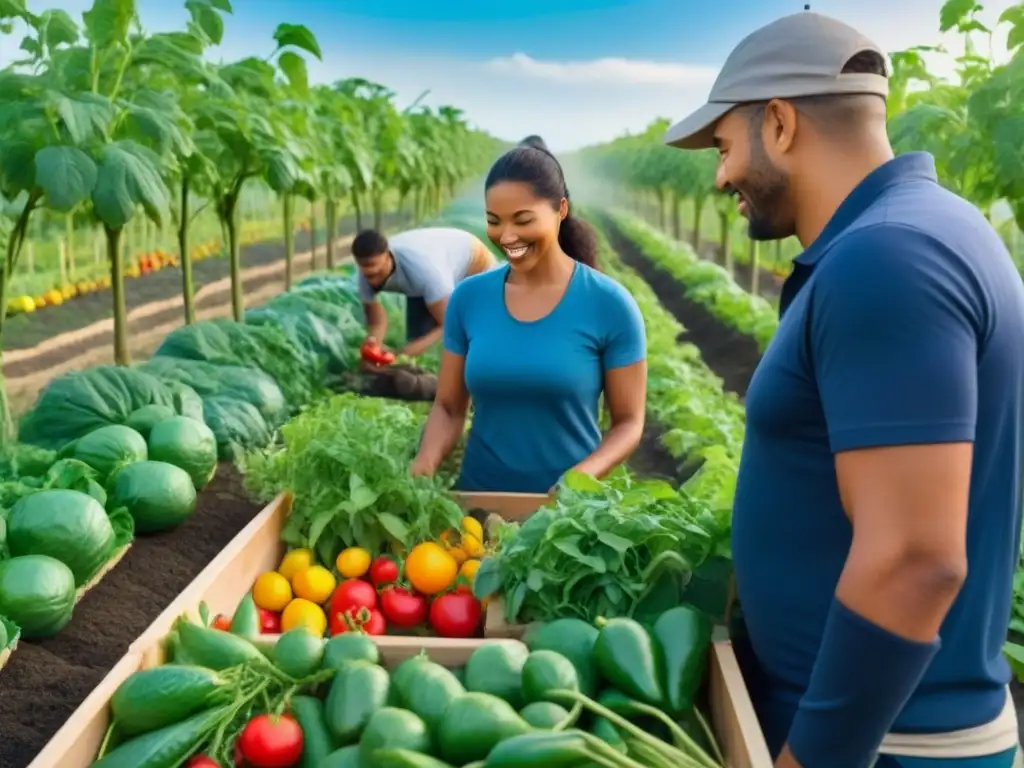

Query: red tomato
[[258, 609, 281, 634], [186, 757, 220, 768], [361, 608, 387, 635], [430, 593, 482, 638], [329, 579, 378, 617], [212, 614, 232, 631], [380, 587, 427, 628], [237, 713, 303, 767], [369, 556, 400, 586], [330, 606, 387, 636]]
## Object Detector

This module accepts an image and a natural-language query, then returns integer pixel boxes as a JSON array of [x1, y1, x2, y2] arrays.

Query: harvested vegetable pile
[[474, 470, 731, 626], [242, 393, 466, 566], [93, 601, 725, 768]]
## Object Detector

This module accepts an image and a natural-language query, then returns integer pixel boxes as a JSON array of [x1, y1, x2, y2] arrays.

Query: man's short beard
[[742, 107, 794, 241]]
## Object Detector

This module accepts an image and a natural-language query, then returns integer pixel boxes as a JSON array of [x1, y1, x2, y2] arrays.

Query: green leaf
[[91, 140, 169, 229], [0, 140, 38, 197], [561, 469, 603, 493], [34, 146, 97, 212], [473, 557, 503, 600], [185, 0, 224, 45], [0, 0, 27, 21], [1003, 641, 1024, 683], [82, 0, 134, 48], [377, 512, 410, 544], [48, 91, 116, 145], [348, 473, 379, 510], [938, 0, 980, 32], [40, 9, 79, 49], [277, 51, 309, 95], [273, 22, 322, 60]]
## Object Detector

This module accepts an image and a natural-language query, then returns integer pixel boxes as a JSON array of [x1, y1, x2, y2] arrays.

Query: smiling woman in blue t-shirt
[[409, 139, 647, 493]]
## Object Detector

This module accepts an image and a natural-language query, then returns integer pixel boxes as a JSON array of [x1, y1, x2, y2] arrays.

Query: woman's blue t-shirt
[[443, 262, 646, 493]]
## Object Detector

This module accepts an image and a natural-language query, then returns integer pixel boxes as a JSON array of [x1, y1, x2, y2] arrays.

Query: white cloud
[[484, 53, 718, 87]]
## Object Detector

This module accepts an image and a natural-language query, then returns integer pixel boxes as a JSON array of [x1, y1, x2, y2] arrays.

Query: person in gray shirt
[[352, 227, 497, 358]]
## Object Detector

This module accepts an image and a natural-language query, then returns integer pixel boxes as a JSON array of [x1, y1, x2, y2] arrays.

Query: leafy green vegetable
[[474, 471, 728, 625], [243, 393, 464, 564]]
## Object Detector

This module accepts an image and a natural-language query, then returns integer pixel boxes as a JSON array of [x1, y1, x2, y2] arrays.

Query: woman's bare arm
[[411, 350, 471, 475]]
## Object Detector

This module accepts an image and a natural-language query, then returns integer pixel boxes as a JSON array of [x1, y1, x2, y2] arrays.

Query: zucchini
[[92, 706, 229, 768], [290, 695, 336, 767], [389, 657, 464, 732], [176, 619, 267, 670], [111, 665, 228, 736], [324, 660, 391, 744]]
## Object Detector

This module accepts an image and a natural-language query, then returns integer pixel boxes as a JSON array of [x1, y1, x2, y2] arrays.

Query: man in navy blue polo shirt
[[664, 11, 1024, 768]]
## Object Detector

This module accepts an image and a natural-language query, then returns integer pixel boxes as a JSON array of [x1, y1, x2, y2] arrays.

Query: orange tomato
[[405, 542, 458, 596]]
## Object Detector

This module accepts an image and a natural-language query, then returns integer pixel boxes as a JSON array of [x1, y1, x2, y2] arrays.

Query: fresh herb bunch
[[242, 393, 464, 564], [474, 470, 730, 625]]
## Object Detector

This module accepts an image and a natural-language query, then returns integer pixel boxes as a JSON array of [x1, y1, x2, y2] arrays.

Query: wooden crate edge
[[709, 640, 773, 768]]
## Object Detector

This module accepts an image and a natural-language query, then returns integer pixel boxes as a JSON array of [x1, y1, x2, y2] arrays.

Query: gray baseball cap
[[664, 11, 888, 149]]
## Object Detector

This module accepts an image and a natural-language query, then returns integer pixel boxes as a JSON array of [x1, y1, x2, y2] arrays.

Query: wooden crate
[[31, 490, 772, 768]]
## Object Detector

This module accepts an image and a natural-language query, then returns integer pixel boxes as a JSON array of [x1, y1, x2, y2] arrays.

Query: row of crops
[[0, 163, 768, 764], [562, 1, 1024, 289], [0, 0, 504, 440]]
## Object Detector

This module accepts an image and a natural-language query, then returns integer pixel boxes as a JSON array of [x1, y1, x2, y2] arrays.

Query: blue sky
[[3, 0, 1017, 150]]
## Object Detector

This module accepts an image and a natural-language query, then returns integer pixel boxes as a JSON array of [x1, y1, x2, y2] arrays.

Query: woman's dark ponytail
[[487, 137, 600, 270]]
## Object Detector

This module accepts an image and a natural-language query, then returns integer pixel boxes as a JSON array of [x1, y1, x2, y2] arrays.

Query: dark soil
[[627, 422, 701, 485], [4, 211, 411, 353], [596, 213, 763, 398], [0, 463, 264, 768]]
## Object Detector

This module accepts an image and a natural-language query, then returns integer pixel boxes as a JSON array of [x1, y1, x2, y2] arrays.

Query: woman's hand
[[410, 454, 436, 478]]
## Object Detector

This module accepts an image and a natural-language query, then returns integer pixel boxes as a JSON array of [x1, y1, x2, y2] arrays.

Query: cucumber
[[320, 745, 363, 767], [390, 658, 464, 733], [324, 660, 391, 744], [519, 701, 572, 729], [464, 641, 529, 709], [274, 628, 324, 678], [176, 619, 267, 670], [360, 707, 431, 762], [323, 633, 379, 671], [374, 750, 460, 768], [111, 665, 228, 736], [522, 619, 599, 697], [92, 706, 229, 768], [290, 695, 335, 767]]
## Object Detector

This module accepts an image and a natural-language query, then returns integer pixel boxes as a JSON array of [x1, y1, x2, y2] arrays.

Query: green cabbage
[[6, 489, 125, 585], [73, 424, 148, 482], [0, 555, 77, 638], [148, 417, 218, 490], [109, 461, 197, 533]]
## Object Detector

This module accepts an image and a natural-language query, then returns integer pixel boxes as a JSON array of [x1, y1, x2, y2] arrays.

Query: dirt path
[[596, 212, 763, 398], [6, 234, 355, 417]]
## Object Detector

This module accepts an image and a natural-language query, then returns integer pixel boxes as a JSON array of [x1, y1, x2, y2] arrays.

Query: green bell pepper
[[652, 605, 711, 714], [593, 617, 663, 706]]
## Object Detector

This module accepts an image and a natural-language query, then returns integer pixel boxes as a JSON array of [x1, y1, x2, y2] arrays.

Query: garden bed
[[596, 213, 763, 397], [33, 490, 771, 768], [1, 463, 265, 768]]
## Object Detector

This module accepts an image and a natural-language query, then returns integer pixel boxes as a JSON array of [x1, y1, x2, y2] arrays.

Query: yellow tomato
[[336, 547, 371, 579], [252, 571, 292, 612], [461, 516, 483, 542], [405, 542, 458, 596], [278, 548, 315, 582], [447, 546, 468, 566], [461, 533, 484, 559], [33, 296, 45, 308], [459, 559, 481, 584], [281, 598, 327, 636], [292, 565, 336, 604], [43, 289, 63, 306]]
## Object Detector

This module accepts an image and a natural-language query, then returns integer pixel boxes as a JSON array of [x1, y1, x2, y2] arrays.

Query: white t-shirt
[[358, 227, 476, 304]]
